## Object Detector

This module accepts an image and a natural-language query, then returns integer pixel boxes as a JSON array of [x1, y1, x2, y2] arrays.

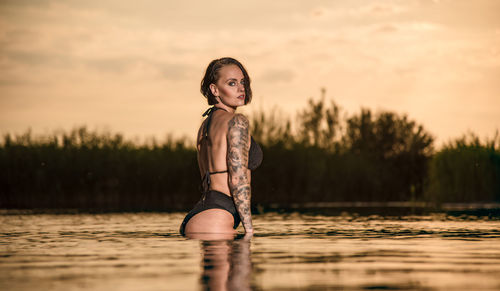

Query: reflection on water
[[192, 234, 252, 291], [1, 212, 500, 290]]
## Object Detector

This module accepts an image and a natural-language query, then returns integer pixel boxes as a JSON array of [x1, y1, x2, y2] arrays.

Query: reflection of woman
[[200, 235, 253, 291], [179, 57, 262, 235]]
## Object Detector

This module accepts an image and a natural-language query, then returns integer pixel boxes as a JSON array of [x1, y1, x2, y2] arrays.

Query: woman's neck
[[215, 103, 236, 114]]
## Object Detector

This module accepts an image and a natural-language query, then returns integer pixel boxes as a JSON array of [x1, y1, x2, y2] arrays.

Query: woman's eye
[[228, 81, 236, 86]]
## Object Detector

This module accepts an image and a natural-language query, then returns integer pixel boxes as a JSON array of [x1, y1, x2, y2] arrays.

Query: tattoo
[[227, 114, 253, 231]]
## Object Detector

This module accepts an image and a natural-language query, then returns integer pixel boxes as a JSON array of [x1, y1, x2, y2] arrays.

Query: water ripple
[[1, 212, 500, 290]]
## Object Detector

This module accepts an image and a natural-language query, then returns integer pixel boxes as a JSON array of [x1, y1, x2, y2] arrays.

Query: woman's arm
[[227, 114, 253, 232]]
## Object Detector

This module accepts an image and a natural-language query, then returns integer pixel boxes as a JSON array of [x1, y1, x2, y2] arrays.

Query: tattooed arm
[[227, 114, 253, 232]]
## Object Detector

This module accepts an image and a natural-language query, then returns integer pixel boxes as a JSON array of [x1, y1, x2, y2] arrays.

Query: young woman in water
[[179, 57, 262, 236]]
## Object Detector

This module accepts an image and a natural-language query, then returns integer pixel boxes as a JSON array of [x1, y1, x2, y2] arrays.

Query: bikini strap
[[202, 106, 216, 117], [202, 106, 228, 138], [201, 169, 228, 192], [209, 170, 228, 175], [200, 106, 230, 192], [201, 171, 211, 193]]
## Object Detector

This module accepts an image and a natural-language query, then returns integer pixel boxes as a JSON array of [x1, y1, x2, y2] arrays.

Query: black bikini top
[[202, 106, 263, 172]]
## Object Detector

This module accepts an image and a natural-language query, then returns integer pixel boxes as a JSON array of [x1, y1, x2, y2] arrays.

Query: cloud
[[371, 21, 442, 35], [0, 0, 52, 8], [0, 78, 39, 87], [374, 24, 399, 33], [160, 62, 192, 80], [2, 50, 74, 67], [84, 57, 135, 73], [258, 69, 295, 83], [359, 3, 406, 15], [416, 0, 444, 5]]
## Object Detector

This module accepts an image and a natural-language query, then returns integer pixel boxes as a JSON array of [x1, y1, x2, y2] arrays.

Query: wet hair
[[200, 57, 252, 105]]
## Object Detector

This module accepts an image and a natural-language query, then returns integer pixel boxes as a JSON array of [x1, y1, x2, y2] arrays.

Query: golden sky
[[1, 0, 499, 146]]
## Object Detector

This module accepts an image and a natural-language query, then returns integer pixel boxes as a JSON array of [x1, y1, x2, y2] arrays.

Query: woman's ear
[[209, 84, 219, 98]]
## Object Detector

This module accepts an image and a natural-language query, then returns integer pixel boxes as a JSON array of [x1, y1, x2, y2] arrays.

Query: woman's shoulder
[[227, 113, 249, 129]]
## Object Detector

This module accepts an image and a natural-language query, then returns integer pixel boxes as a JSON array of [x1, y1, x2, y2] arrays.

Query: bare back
[[197, 110, 234, 196]]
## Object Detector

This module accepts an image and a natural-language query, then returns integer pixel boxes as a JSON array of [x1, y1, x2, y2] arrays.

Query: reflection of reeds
[[1, 100, 498, 210]]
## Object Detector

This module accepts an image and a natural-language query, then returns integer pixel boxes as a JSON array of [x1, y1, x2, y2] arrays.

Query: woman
[[180, 57, 262, 236]]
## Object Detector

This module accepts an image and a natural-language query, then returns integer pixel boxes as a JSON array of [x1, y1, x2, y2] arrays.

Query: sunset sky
[[1, 0, 499, 146]]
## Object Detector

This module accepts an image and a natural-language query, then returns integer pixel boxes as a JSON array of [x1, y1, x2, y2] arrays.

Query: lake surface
[[1, 212, 500, 290]]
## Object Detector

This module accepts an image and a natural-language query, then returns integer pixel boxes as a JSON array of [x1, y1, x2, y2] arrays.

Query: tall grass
[[250, 98, 433, 204], [426, 133, 500, 203], [0, 127, 199, 210], [1, 97, 497, 210]]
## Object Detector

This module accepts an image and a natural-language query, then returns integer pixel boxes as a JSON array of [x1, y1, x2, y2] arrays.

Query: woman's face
[[210, 64, 246, 108]]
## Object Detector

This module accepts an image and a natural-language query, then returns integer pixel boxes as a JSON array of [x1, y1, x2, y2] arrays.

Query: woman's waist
[[205, 181, 231, 197]]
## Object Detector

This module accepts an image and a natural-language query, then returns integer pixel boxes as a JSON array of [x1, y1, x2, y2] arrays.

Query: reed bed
[[1, 99, 498, 210]]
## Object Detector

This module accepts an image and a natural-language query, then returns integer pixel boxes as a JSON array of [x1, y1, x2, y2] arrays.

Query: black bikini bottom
[[179, 190, 241, 235]]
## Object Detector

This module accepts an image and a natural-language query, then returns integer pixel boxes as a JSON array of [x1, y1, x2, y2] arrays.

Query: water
[[1, 212, 500, 290]]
